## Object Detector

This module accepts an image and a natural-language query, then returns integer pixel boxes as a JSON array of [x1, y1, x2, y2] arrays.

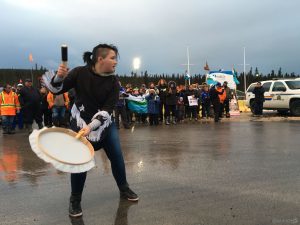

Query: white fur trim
[[29, 128, 95, 173], [71, 104, 112, 142], [42, 70, 64, 93]]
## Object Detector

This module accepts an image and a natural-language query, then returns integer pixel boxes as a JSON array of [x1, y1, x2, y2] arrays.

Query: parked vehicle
[[245, 79, 300, 116]]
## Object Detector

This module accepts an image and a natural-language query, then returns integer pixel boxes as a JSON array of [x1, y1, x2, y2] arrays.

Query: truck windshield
[[285, 81, 300, 90]]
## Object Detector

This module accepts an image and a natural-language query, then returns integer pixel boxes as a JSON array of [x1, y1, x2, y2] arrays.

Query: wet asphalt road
[[0, 118, 299, 225]]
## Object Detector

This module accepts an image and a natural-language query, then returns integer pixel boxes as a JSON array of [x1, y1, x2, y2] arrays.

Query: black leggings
[[165, 105, 176, 117], [71, 123, 127, 194]]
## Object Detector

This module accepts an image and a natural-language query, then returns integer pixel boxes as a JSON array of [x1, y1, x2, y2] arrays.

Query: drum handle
[[75, 130, 85, 139]]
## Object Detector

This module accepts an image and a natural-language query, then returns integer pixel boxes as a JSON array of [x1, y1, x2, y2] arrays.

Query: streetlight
[[133, 57, 141, 74], [239, 47, 250, 96]]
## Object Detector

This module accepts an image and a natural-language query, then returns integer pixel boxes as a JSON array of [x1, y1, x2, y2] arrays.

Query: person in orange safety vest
[[47, 92, 69, 127], [217, 84, 227, 118], [0, 84, 21, 134]]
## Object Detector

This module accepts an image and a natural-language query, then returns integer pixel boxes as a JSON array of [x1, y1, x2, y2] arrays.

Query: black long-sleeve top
[[157, 84, 168, 103], [209, 87, 224, 103], [19, 86, 42, 107], [51, 66, 119, 123], [166, 88, 177, 105], [184, 89, 199, 105]]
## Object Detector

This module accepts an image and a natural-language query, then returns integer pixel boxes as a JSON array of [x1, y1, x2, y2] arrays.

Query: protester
[[209, 83, 224, 122], [40, 87, 52, 127], [179, 85, 189, 119], [125, 84, 133, 124], [185, 84, 199, 121], [138, 87, 148, 124], [114, 82, 130, 129], [18, 78, 44, 133], [201, 85, 210, 119], [222, 81, 232, 118], [146, 82, 159, 95], [47, 92, 69, 127], [0, 84, 20, 134], [12, 83, 24, 130], [176, 96, 185, 123], [145, 89, 160, 126], [194, 83, 202, 119], [157, 79, 168, 123], [165, 81, 177, 125], [217, 84, 227, 118], [132, 87, 141, 123]]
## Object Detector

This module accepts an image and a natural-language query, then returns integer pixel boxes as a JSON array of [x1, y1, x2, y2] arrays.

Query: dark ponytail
[[83, 51, 93, 66]]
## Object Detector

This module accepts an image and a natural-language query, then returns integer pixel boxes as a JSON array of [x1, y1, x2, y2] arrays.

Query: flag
[[204, 61, 210, 71], [184, 73, 190, 81], [232, 67, 237, 75], [184, 70, 190, 80], [125, 94, 148, 113], [29, 53, 33, 62]]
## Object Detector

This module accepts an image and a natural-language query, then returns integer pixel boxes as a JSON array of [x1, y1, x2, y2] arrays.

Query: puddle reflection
[[0, 144, 20, 183], [0, 135, 49, 185], [69, 199, 137, 225]]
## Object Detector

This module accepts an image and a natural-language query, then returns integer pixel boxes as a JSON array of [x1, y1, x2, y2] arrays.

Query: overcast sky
[[1, 0, 300, 75]]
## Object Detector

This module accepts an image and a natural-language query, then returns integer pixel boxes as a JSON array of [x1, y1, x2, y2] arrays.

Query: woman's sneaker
[[120, 187, 139, 202], [69, 195, 83, 217]]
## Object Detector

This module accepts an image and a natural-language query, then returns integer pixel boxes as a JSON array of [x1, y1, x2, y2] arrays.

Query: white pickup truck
[[245, 79, 300, 116]]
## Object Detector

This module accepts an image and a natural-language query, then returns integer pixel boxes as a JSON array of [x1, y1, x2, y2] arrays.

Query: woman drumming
[[43, 44, 139, 217]]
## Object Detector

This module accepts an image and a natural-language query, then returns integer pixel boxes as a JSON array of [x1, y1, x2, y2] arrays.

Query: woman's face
[[159, 79, 166, 86], [99, 50, 118, 73], [40, 87, 46, 94]]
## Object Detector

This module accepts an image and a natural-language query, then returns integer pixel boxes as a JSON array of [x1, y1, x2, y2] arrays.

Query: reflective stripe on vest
[[0, 92, 16, 105], [1, 92, 4, 103]]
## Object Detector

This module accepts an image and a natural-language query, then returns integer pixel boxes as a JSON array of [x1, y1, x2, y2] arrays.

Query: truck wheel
[[290, 100, 300, 116], [250, 100, 255, 114]]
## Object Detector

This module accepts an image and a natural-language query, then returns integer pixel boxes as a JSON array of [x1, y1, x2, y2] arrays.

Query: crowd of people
[[0, 78, 236, 135], [117, 79, 234, 127], [0, 78, 74, 134]]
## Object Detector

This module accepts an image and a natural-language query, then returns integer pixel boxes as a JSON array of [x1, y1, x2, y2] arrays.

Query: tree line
[[0, 67, 299, 92]]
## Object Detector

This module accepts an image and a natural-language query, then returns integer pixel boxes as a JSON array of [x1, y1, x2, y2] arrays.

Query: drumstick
[[75, 130, 85, 139], [61, 44, 68, 67]]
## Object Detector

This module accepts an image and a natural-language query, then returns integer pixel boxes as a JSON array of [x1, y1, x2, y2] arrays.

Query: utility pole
[[239, 47, 250, 95], [181, 46, 194, 86], [243, 47, 246, 94]]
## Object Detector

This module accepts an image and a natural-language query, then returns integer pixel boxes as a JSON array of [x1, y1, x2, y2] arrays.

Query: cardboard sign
[[188, 96, 198, 106]]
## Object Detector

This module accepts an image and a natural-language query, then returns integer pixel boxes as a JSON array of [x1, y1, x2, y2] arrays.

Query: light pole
[[243, 47, 246, 95], [239, 47, 250, 95]]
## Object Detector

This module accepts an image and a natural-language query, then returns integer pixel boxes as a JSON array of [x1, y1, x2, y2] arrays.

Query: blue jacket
[[145, 94, 160, 114], [116, 87, 127, 107], [201, 91, 210, 104]]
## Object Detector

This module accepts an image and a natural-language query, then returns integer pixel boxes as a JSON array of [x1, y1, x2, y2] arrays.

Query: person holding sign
[[43, 44, 139, 217], [209, 82, 225, 122], [185, 85, 199, 121]]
